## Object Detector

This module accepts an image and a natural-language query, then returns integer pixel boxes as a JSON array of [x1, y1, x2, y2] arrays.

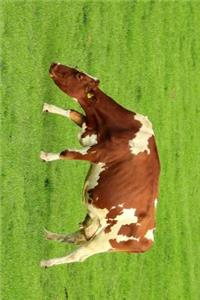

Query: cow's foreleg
[[43, 103, 85, 126], [40, 147, 97, 162]]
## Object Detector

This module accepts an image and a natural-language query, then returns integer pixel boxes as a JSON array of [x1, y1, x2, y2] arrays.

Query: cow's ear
[[87, 79, 100, 91]]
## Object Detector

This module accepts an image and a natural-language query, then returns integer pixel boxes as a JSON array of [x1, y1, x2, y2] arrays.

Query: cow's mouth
[[49, 62, 60, 78]]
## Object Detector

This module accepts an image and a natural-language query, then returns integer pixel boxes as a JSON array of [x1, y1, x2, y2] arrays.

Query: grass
[[1, 0, 200, 299]]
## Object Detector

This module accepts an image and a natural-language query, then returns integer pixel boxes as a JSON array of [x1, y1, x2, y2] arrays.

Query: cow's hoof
[[44, 228, 56, 240], [40, 151, 48, 161], [43, 103, 50, 112], [40, 260, 50, 268], [44, 228, 50, 240]]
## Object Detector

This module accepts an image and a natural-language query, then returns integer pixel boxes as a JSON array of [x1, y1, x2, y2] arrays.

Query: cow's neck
[[79, 88, 134, 130]]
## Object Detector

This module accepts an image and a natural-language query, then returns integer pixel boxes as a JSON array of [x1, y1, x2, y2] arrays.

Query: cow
[[40, 63, 160, 268]]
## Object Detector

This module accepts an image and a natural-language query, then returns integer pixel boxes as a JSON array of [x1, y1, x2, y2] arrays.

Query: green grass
[[1, 1, 200, 299]]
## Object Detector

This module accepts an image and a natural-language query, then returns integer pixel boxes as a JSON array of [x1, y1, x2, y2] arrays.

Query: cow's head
[[49, 63, 100, 103]]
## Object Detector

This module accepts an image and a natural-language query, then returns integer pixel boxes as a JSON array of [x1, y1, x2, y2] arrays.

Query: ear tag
[[87, 92, 94, 99]]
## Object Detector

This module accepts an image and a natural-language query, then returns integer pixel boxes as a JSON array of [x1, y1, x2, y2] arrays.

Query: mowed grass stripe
[[2, 2, 47, 299], [177, 5, 200, 299]]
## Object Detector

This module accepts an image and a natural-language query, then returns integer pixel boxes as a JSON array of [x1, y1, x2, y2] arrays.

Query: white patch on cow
[[81, 133, 98, 147], [114, 208, 138, 223], [145, 228, 154, 241], [116, 235, 140, 243], [110, 206, 116, 210], [72, 97, 78, 102], [40, 151, 60, 162], [154, 198, 158, 209], [84, 217, 100, 239], [72, 148, 91, 155], [129, 113, 154, 155], [43, 103, 71, 118], [69, 123, 98, 155], [84, 162, 106, 194], [66, 110, 71, 118], [78, 122, 98, 148], [78, 122, 87, 141], [87, 204, 109, 230]]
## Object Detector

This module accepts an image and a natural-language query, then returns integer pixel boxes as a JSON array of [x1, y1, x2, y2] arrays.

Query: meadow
[[1, 1, 200, 299]]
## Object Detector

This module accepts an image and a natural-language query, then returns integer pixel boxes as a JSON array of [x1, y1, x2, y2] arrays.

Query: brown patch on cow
[[109, 236, 153, 253], [60, 150, 68, 157], [106, 206, 123, 219], [136, 211, 147, 219], [117, 223, 138, 237], [104, 207, 123, 233], [104, 219, 117, 233], [138, 237, 153, 253], [109, 238, 141, 253]]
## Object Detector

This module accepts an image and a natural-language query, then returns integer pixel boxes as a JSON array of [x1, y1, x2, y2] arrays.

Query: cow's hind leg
[[40, 229, 111, 268], [44, 214, 100, 245], [43, 103, 85, 126], [44, 229, 87, 245]]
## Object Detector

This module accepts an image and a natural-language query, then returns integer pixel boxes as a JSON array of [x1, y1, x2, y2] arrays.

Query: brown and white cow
[[40, 63, 160, 267]]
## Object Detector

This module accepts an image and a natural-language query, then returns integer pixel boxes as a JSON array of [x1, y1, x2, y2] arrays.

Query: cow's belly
[[83, 161, 159, 221]]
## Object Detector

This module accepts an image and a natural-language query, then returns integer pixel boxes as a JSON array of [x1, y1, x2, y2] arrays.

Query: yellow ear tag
[[87, 92, 94, 99]]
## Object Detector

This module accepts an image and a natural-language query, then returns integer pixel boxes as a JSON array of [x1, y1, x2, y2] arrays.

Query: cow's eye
[[76, 73, 83, 80]]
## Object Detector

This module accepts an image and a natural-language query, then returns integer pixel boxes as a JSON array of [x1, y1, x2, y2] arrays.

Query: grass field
[[1, 1, 200, 299]]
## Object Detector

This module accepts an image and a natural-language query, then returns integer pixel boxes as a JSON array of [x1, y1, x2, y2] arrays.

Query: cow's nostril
[[49, 63, 59, 74]]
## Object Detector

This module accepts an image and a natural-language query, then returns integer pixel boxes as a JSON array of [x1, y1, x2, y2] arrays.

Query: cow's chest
[[78, 123, 98, 147]]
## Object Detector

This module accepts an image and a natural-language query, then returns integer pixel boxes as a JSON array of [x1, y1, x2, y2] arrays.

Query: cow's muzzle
[[49, 63, 60, 77]]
